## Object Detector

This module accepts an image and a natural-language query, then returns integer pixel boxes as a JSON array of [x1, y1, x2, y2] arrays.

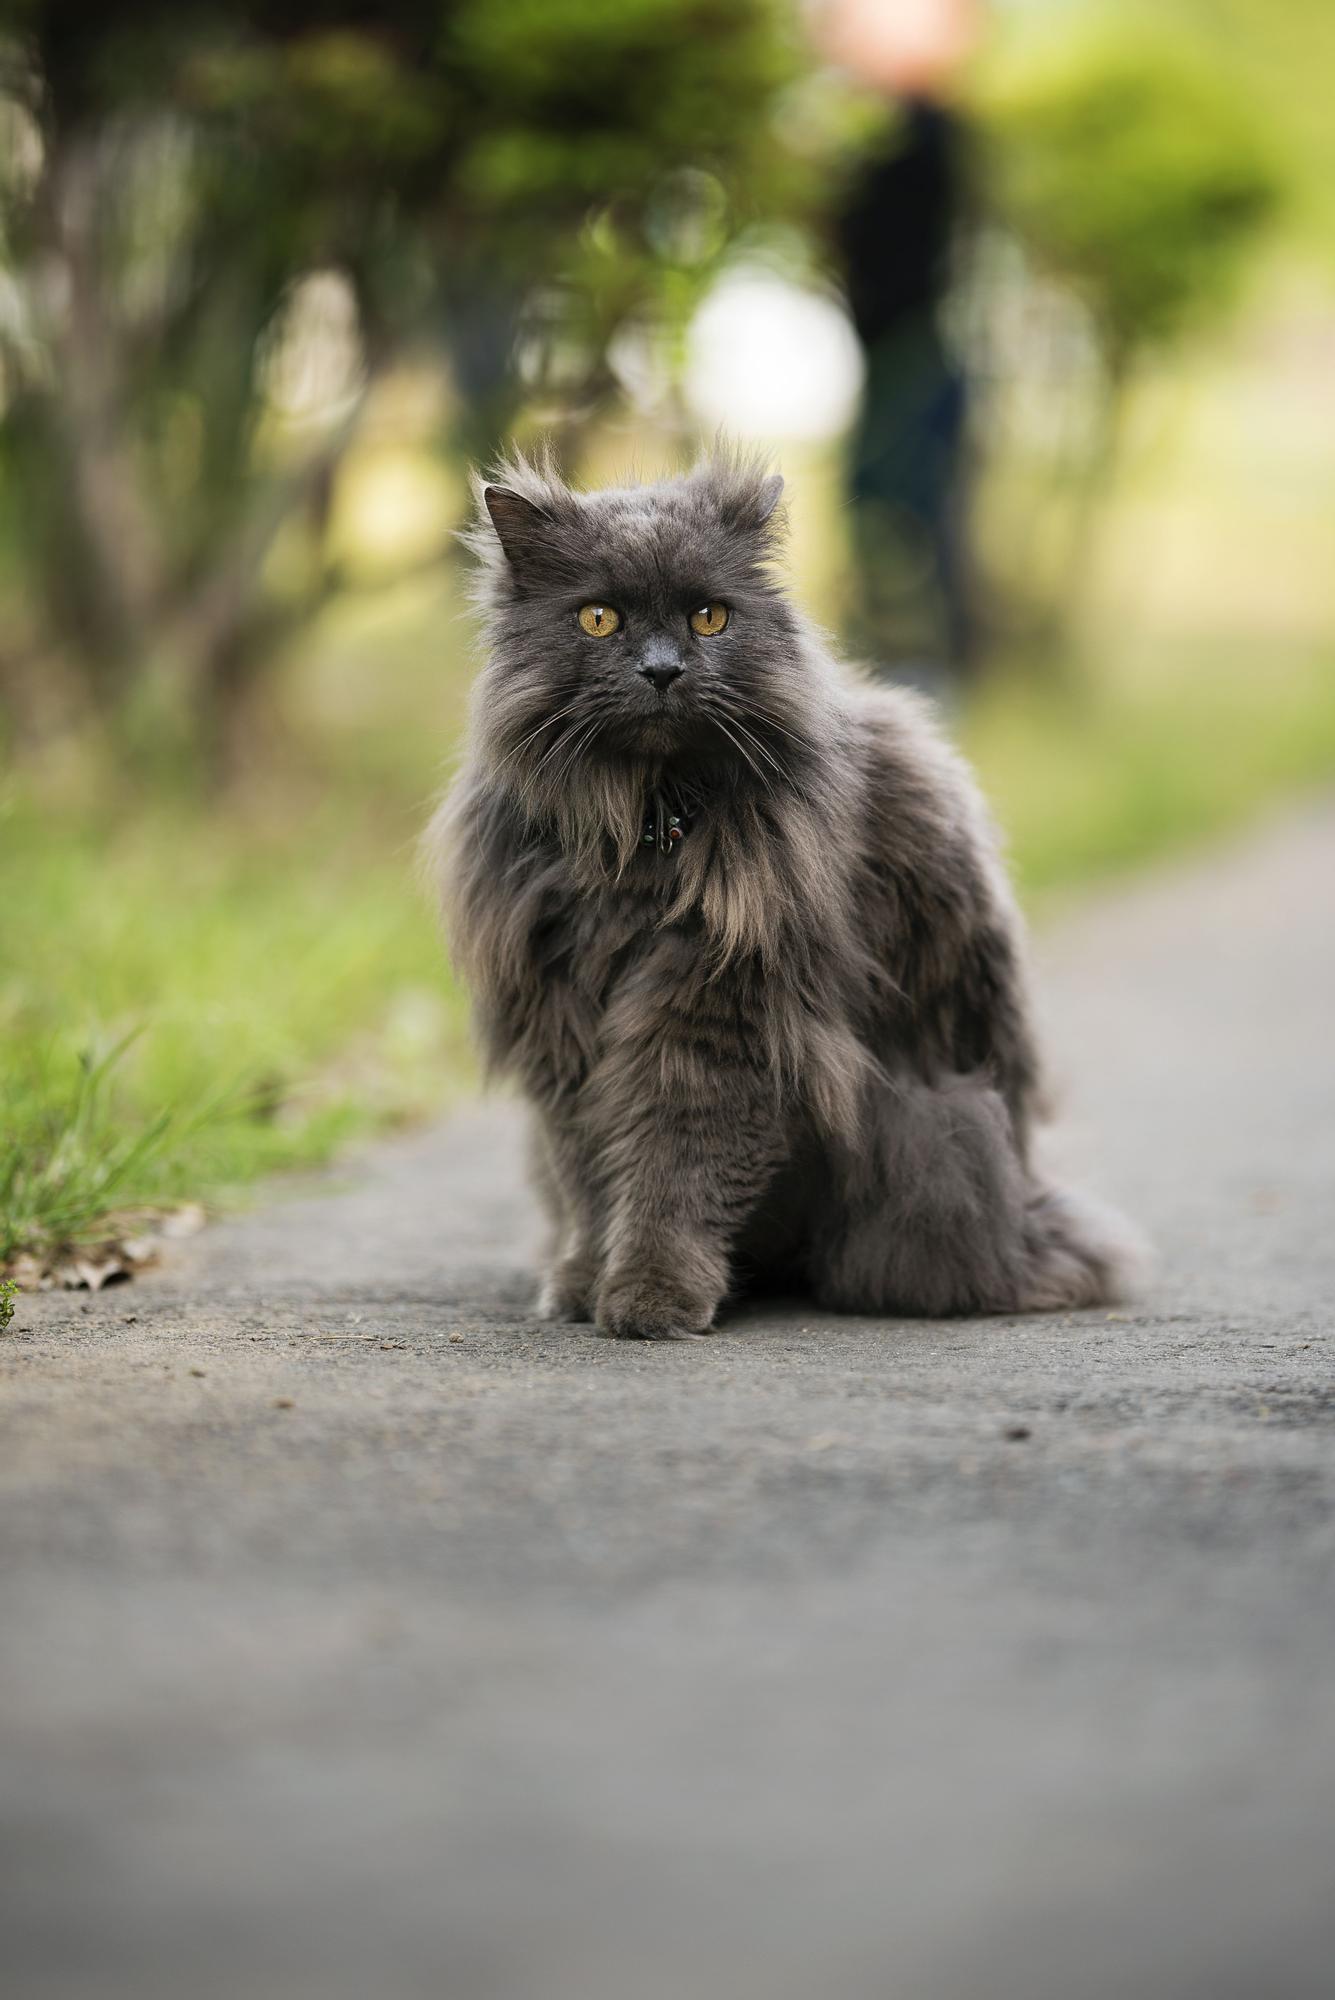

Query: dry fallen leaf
[[3, 1201, 208, 1292], [160, 1204, 206, 1239], [57, 1254, 130, 1293]]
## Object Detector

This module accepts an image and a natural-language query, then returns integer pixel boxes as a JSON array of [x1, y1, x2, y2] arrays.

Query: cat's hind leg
[[809, 1073, 1136, 1317]]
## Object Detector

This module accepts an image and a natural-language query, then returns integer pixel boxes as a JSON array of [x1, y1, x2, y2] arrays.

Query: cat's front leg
[[536, 1241, 602, 1323], [529, 1104, 606, 1322], [591, 1060, 784, 1342], [595, 1243, 724, 1342]]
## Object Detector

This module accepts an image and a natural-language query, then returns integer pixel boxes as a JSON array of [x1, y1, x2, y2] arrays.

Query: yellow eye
[[689, 603, 729, 637], [578, 604, 620, 638]]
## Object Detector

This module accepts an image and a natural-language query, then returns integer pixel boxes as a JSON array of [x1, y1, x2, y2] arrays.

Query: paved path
[[4, 804, 1334, 2000]]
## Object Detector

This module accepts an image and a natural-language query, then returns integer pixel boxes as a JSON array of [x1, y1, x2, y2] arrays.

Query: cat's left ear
[[723, 472, 785, 536], [483, 486, 554, 574], [753, 472, 785, 526]]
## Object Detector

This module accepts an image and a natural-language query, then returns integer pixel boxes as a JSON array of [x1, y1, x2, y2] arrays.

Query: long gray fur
[[427, 449, 1140, 1339]]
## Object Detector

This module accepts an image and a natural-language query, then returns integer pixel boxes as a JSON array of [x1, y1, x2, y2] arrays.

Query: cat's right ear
[[483, 487, 553, 576]]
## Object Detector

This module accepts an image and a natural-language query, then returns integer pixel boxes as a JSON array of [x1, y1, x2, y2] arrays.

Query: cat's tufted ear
[[752, 472, 785, 527], [483, 486, 555, 574], [719, 470, 785, 536]]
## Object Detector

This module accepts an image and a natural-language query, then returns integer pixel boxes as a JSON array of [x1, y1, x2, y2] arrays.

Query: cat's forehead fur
[[467, 447, 785, 604]]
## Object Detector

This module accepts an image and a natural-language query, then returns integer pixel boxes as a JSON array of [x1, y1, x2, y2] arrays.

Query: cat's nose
[[637, 639, 684, 694], [639, 660, 683, 693]]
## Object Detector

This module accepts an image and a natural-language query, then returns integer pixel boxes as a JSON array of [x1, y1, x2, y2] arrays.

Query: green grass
[[965, 637, 1335, 898], [4, 625, 1334, 1272], [1, 785, 468, 1266]]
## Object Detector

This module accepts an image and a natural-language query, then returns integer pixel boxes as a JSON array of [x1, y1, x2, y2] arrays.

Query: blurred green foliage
[[0, 0, 805, 766], [1176, 0, 1335, 251], [958, 10, 1286, 654], [975, 14, 1281, 371], [0, 0, 1303, 760]]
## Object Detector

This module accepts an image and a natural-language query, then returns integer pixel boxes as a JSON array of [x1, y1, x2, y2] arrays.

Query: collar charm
[[642, 789, 691, 856]]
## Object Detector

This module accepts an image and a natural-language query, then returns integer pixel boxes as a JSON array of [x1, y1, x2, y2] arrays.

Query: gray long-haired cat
[[429, 450, 1139, 1339]]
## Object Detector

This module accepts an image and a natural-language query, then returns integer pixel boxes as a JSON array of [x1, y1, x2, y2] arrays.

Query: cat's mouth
[[597, 697, 705, 757], [549, 687, 758, 770]]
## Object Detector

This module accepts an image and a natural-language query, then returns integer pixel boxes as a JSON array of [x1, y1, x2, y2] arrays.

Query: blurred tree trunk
[[1009, 339, 1133, 674], [39, 126, 164, 716], [2, 110, 379, 780]]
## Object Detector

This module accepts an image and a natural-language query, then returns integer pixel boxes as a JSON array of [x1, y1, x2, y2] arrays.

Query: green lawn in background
[[5, 622, 1334, 1271], [1, 787, 468, 1266], [966, 638, 1335, 896]]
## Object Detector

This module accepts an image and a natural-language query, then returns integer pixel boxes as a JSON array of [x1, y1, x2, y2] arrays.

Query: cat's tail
[[1017, 1177, 1149, 1311]]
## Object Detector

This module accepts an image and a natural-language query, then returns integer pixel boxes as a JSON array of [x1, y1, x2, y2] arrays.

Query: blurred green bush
[[976, 17, 1280, 372], [958, 12, 1284, 654]]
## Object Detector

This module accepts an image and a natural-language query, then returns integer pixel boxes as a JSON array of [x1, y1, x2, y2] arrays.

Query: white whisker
[[710, 701, 790, 786], [739, 702, 806, 748], [707, 709, 775, 797], [493, 699, 585, 773]]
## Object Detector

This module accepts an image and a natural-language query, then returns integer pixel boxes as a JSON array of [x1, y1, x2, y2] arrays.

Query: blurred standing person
[[816, 0, 982, 693]]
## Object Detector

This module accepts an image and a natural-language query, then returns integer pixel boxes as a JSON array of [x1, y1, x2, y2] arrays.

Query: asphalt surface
[[3, 802, 1334, 2000]]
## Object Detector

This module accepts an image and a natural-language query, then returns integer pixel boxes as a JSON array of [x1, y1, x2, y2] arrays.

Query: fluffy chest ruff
[[440, 747, 875, 1151]]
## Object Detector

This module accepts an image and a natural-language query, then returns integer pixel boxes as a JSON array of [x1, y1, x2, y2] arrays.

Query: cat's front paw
[[535, 1252, 598, 1323], [595, 1269, 716, 1343]]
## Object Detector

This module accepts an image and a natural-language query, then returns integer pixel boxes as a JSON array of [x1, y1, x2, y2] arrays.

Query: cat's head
[[466, 449, 825, 798]]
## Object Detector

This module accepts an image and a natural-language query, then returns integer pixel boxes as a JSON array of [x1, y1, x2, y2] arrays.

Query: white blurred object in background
[[685, 267, 864, 441]]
